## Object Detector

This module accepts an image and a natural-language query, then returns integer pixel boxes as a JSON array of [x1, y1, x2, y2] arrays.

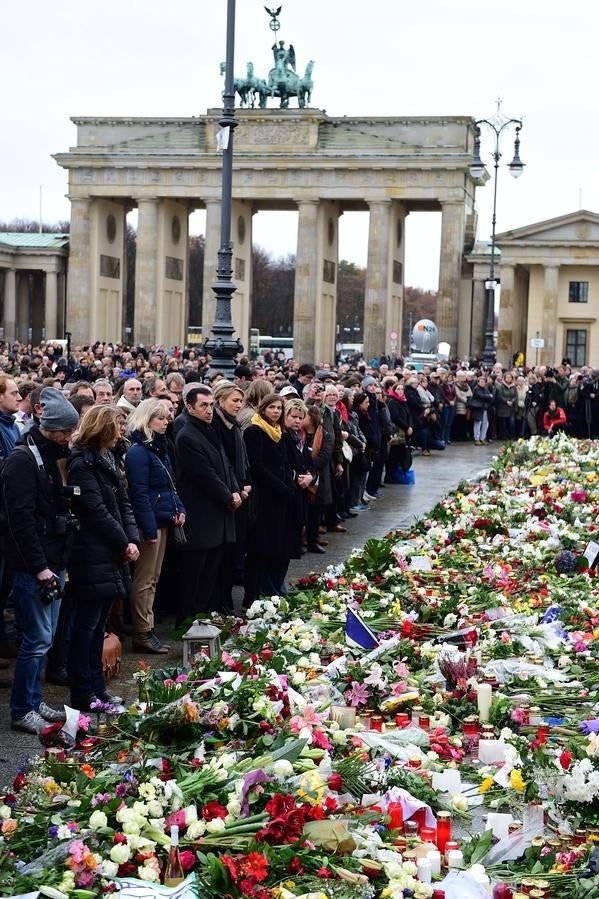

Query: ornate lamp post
[[203, 0, 244, 377], [469, 100, 524, 367]]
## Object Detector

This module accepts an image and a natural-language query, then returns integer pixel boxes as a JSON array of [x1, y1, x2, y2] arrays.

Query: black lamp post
[[203, 0, 244, 377], [470, 100, 524, 367]]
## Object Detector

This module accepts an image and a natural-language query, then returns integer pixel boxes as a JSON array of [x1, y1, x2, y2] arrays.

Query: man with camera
[[2, 388, 79, 734]]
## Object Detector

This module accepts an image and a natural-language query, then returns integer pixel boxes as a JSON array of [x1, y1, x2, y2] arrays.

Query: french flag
[[346, 607, 380, 650]]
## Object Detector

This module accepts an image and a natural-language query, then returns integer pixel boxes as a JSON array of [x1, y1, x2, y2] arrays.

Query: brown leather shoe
[[317, 538, 329, 546], [318, 526, 327, 535], [132, 632, 169, 655], [328, 524, 347, 533]]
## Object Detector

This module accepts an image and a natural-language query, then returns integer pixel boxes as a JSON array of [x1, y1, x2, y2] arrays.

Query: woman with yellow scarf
[[243, 393, 295, 603]]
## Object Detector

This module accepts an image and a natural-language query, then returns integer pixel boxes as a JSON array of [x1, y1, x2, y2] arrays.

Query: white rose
[[186, 820, 207, 839], [298, 638, 313, 652], [452, 793, 469, 812], [147, 800, 164, 818], [88, 810, 108, 829], [206, 817, 226, 833], [272, 760, 293, 779], [137, 863, 160, 882], [226, 799, 242, 817], [101, 860, 119, 878], [110, 842, 131, 864], [332, 729, 348, 745], [184, 804, 198, 825], [0, 805, 11, 820], [291, 671, 306, 685]]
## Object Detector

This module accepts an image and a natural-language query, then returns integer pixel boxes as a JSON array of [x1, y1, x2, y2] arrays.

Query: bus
[[250, 330, 294, 360]]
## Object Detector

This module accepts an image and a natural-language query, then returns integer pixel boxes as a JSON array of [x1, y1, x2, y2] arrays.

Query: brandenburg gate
[[55, 109, 479, 361]]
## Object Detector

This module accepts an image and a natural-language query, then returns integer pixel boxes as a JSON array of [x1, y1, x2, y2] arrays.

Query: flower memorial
[[3, 433, 599, 898]]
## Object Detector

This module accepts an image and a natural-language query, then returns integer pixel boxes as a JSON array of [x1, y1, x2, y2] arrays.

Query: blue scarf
[[0, 413, 18, 462]]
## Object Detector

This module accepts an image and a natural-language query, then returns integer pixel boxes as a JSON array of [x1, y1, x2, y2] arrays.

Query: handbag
[[102, 631, 122, 681], [389, 429, 407, 446], [168, 522, 187, 547], [341, 441, 353, 462]]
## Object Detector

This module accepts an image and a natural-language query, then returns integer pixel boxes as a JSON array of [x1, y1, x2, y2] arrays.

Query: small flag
[[346, 607, 380, 650]]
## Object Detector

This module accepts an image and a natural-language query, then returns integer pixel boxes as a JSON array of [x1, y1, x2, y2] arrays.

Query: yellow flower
[[479, 777, 494, 794], [509, 769, 526, 792]]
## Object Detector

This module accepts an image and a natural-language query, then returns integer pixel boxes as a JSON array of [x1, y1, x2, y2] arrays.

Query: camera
[[55, 513, 80, 535], [39, 576, 64, 605]]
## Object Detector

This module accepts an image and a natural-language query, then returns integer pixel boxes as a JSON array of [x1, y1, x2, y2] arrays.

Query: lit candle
[[387, 802, 404, 831], [477, 683, 493, 723]]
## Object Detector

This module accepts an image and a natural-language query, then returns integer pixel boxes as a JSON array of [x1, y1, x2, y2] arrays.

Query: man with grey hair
[[142, 376, 169, 400], [93, 379, 113, 406]]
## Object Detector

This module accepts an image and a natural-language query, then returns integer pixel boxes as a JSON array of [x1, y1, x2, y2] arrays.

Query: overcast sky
[[2, 0, 597, 289]]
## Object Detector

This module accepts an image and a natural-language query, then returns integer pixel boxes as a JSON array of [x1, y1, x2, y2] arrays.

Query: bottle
[[164, 824, 185, 886]]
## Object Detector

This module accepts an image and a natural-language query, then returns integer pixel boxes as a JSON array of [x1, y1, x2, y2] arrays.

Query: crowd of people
[[0, 338, 598, 736]]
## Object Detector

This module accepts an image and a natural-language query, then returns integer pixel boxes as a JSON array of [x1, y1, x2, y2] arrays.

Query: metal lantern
[[182, 619, 222, 666]]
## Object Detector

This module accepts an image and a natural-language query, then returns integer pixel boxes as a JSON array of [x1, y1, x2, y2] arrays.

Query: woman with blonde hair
[[125, 399, 185, 653], [67, 406, 140, 710], [237, 379, 273, 430]]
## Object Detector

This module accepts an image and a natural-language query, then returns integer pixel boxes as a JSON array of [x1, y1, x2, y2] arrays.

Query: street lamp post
[[469, 100, 524, 367], [202, 0, 244, 378]]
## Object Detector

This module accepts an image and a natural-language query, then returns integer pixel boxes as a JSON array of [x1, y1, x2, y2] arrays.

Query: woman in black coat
[[283, 398, 314, 559], [67, 406, 140, 711], [244, 393, 294, 603]]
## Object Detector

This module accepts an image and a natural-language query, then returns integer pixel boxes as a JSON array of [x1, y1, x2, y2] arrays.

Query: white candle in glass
[[477, 682, 493, 723]]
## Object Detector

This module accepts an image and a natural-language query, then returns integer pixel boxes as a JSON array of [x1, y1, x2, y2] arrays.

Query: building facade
[[495, 210, 599, 368]]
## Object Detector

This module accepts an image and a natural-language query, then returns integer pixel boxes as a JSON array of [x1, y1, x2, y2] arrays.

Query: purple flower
[[347, 681, 370, 708], [115, 783, 128, 798], [91, 792, 111, 807], [48, 825, 59, 838], [240, 769, 274, 817]]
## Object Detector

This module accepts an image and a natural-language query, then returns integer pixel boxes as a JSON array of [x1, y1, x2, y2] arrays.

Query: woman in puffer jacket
[[125, 399, 185, 654]]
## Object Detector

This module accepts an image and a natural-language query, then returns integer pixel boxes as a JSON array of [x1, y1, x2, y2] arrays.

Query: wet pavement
[[0, 441, 499, 788]]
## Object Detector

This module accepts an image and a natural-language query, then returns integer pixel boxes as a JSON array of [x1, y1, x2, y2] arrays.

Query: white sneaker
[[363, 491, 379, 502], [11, 710, 47, 734], [38, 702, 66, 722]]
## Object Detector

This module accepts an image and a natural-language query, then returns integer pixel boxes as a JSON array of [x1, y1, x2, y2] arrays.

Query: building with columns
[[0, 233, 68, 343], [54, 108, 480, 362], [494, 210, 599, 368]]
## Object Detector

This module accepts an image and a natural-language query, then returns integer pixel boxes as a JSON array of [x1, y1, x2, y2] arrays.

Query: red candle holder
[[436, 812, 453, 853], [412, 807, 427, 830], [387, 802, 404, 831], [420, 825, 437, 843], [395, 712, 410, 728]]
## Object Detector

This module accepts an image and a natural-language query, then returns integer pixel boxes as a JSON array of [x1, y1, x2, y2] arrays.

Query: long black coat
[[175, 416, 238, 550], [67, 447, 139, 602], [244, 424, 294, 558], [283, 432, 313, 559]]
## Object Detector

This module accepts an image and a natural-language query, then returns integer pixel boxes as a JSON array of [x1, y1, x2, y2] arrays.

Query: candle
[[387, 802, 404, 831], [427, 850, 441, 876], [420, 826, 437, 843], [412, 808, 427, 830], [436, 811, 452, 853], [395, 712, 410, 728], [331, 706, 356, 729], [446, 849, 464, 869], [417, 858, 432, 884], [477, 683, 493, 723]]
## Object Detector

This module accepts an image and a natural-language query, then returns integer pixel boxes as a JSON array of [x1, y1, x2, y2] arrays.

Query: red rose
[[202, 801, 228, 821], [179, 850, 196, 872], [113, 832, 128, 844], [327, 773, 343, 792]]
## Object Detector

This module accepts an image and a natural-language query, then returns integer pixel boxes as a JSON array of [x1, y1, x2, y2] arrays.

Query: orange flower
[[1, 819, 17, 837], [80, 764, 96, 779]]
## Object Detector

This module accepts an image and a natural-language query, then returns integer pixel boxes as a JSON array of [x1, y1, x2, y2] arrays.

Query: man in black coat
[[2, 388, 79, 734], [175, 385, 241, 621]]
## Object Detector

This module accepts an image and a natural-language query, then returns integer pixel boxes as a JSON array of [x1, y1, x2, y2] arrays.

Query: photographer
[[2, 388, 79, 734]]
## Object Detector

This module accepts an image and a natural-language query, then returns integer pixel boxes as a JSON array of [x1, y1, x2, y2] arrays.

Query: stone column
[[201, 199, 222, 341], [230, 200, 253, 352], [293, 200, 320, 363], [31, 273, 44, 345], [496, 263, 515, 367], [541, 265, 559, 366], [3, 269, 16, 342], [364, 200, 392, 361], [17, 272, 30, 342], [67, 198, 91, 343], [134, 198, 159, 346], [437, 201, 466, 352], [45, 270, 58, 339]]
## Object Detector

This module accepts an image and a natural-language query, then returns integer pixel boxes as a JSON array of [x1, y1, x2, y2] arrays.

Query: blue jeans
[[10, 570, 63, 720], [440, 405, 456, 444], [67, 597, 113, 703]]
